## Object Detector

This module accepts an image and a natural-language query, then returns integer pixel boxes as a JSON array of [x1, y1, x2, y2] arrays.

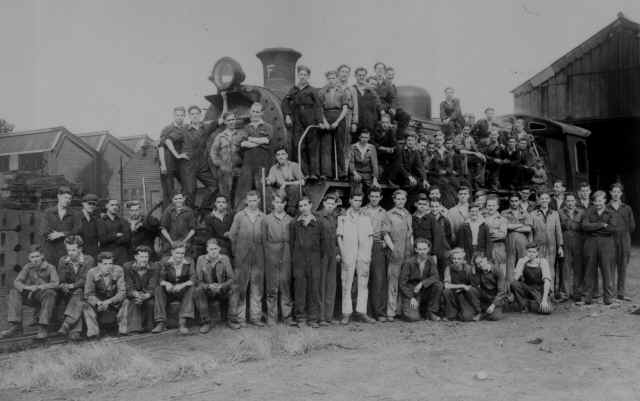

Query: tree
[[0, 119, 14, 133]]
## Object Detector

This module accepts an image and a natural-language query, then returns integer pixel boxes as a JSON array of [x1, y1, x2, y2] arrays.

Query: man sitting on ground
[[0, 245, 58, 339], [83, 252, 127, 338], [121, 246, 158, 334], [510, 242, 553, 314], [57, 236, 94, 340], [194, 239, 237, 332], [398, 238, 443, 322], [471, 253, 506, 321], [442, 248, 481, 322]]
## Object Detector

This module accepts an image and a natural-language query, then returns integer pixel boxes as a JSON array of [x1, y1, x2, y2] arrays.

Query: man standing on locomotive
[[319, 70, 349, 180], [209, 111, 247, 203], [158, 107, 189, 208], [282, 65, 323, 180], [352, 67, 382, 142], [180, 105, 219, 209], [235, 102, 273, 208]]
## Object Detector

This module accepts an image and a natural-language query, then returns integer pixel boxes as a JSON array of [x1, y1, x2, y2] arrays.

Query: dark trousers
[[7, 288, 56, 326], [160, 170, 180, 208], [307, 128, 333, 178], [325, 110, 346, 178], [368, 241, 388, 318], [583, 236, 614, 302], [194, 285, 236, 324], [154, 285, 195, 322], [293, 255, 322, 322], [477, 289, 503, 321], [120, 298, 155, 333], [613, 232, 631, 297], [401, 281, 443, 321], [235, 165, 268, 210], [59, 291, 85, 333], [320, 247, 338, 322], [510, 281, 550, 314], [442, 287, 481, 321], [562, 232, 584, 298], [179, 160, 218, 209]]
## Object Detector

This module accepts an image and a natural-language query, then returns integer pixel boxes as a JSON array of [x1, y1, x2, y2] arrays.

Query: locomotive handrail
[[296, 124, 321, 174]]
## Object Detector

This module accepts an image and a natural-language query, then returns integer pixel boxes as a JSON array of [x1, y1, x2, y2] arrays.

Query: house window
[[19, 153, 44, 170], [0, 156, 8, 172], [575, 141, 588, 174]]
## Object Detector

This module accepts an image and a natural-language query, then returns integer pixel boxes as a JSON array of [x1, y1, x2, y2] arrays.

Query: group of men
[[1, 172, 634, 339]]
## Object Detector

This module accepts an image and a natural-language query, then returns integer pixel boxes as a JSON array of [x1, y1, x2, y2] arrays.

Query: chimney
[[256, 47, 302, 99]]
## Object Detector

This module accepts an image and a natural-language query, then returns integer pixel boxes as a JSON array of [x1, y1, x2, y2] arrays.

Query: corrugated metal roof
[[512, 13, 640, 94], [0, 127, 64, 156]]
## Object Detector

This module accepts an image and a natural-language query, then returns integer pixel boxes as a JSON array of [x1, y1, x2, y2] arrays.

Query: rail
[[296, 124, 339, 181]]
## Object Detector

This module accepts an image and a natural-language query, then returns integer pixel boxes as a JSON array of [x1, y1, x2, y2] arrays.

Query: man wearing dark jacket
[[387, 134, 428, 189], [398, 238, 443, 322], [78, 194, 100, 259], [97, 199, 131, 265], [41, 186, 81, 266], [456, 204, 490, 264], [126, 201, 160, 260]]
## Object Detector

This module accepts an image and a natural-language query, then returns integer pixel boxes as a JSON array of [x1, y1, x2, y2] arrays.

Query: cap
[[82, 193, 98, 202], [58, 186, 72, 195]]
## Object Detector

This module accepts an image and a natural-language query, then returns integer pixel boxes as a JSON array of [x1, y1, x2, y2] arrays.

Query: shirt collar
[[297, 213, 316, 223]]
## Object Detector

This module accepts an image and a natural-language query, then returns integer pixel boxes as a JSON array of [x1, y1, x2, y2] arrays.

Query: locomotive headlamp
[[209, 57, 246, 90]]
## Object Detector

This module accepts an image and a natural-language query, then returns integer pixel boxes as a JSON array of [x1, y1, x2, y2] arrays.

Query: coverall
[[581, 207, 618, 303], [180, 121, 218, 208], [558, 207, 585, 298], [338, 208, 373, 316], [235, 121, 273, 209], [531, 208, 563, 292], [317, 210, 338, 322], [364, 205, 390, 319], [386, 207, 413, 319], [319, 85, 348, 178], [229, 209, 265, 324], [290, 214, 326, 323], [261, 212, 293, 323], [473, 267, 506, 321], [484, 213, 508, 280], [608, 202, 635, 297]]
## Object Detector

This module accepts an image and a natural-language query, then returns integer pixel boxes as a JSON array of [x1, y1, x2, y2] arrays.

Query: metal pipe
[[296, 124, 320, 175]]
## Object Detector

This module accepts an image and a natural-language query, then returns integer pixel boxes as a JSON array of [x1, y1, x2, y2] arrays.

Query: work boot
[[178, 318, 189, 335], [36, 325, 48, 340], [426, 312, 441, 322], [250, 320, 265, 327], [376, 316, 388, 323], [318, 320, 330, 327], [340, 314, 351, 325], [356, 313, 376, 324], [199, 323, 211, 334], [57, 321, 71, 336], [0, 323, 21, 338], [228, 321, 241, 330], [308, 320, 319, 329], [151, 322, 167, 334], [69, 332, 81, 341]]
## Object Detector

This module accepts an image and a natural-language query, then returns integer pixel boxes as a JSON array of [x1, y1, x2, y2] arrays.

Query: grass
[[0, 341, 218, 391], [0, 325, 345, 392], [226, 325, 322, 363]]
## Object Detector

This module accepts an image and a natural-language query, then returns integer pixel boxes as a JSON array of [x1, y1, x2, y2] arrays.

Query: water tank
[[256, 47, 302, 99], [397, 85, 431, 120]]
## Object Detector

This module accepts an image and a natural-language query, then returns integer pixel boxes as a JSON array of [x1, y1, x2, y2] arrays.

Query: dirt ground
[[3, 250, 640, 401]]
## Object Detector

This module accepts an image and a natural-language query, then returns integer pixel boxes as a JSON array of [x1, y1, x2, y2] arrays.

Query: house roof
[[512, 12, 640, 95], [118, 134, 157, 153], [0, 126, 95, 157], [77, 130, 135, 157]]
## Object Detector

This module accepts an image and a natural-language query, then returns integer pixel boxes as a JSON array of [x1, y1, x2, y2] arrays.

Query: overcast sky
[[2, 0, 639, 138]]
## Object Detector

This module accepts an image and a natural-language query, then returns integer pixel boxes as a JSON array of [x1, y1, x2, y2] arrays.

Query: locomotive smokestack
[[256, 47, 302, 99]]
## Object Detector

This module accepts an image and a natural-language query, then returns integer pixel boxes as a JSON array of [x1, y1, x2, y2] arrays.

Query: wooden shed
[[0, 127, 98, 194], [77, 130, 135, 200], [117, 135, 163, 211], [118, 134, 157, 155], [512, 12, 640, 239]]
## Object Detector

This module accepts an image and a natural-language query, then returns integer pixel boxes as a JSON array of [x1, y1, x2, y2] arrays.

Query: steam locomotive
[[201, 47, 590, 208]]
